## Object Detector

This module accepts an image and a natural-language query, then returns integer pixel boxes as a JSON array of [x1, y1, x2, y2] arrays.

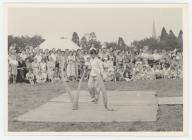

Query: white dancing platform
[[15, 90, 162, 122]]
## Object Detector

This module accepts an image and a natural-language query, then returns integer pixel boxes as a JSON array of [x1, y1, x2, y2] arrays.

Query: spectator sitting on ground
[[36, 70, 47, 84], [123, 65, 132, 82], [26, 68, 35, 85], [53, 67, 60, 82]]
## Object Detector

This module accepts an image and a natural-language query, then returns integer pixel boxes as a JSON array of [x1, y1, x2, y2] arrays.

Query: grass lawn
[[8, 79, 183, 132]]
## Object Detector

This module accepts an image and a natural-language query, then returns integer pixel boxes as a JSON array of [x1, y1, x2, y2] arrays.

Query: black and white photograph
[[6, 4, 187, 134]]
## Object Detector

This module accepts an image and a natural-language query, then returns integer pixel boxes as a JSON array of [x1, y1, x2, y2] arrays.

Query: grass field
[[8, 79, 183, 132]]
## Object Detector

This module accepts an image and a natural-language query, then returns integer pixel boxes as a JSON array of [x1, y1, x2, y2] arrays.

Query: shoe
[[91, 98, 96, 102], [94, 98, 99, 104]]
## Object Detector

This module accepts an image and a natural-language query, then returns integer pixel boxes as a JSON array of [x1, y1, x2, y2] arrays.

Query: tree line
[[72, 27, 183, 51], [132, 27, 183, 50], [8, 35, 45, 51], [8, 26, 183, 52]]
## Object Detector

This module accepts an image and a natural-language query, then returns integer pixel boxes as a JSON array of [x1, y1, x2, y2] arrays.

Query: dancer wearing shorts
[[88, 47, 104, 103]]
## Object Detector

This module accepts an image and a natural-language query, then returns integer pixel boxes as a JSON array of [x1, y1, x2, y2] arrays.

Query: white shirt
[[10, 59, 18, 66], [90, 57, 104, 77], [153, 53, 162, 60], [20, 53, 27, 60], [51, 53, 56, 62], [35, 55, 42, 63], [84, 55, 90, 62]]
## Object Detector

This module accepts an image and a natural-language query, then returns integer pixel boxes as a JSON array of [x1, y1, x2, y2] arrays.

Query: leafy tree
[[8, 35, 15, 49], [88, 32, 97, 41], [117, 37, 126, 50], [86, 32, 102, 50], [165, 30, 179, 49], [178, 30, 183, 40], [132, 37, 157, 50], [87, 40, 102, 50], [160, 27, 168, 41], [168, 30, 177, 40], [80, 36, 87, 49], [178, 30, 183, 48], [105, 42, 118, 50], [72, 32, 80, 46], [8, 35, 45, 51], [30, 35, 45, 47], [131, 28, 183, 51]]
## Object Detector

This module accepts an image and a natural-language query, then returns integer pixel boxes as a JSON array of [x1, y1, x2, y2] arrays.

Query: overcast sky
[[8, 7, 182, 45]]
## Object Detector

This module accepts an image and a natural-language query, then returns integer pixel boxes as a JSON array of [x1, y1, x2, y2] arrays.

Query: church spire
[[152, 20, 157, 39]]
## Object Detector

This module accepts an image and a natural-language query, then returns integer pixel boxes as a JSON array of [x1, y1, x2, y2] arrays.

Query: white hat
[[89, 47, 97, 54]]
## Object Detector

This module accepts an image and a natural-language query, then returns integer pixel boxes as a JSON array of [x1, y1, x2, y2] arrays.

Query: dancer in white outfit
[[88, 47, 104, 103], [87, 47, 113, 111]]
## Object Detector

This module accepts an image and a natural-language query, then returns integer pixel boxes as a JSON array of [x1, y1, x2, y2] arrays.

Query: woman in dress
[[9, 55, 18, 84], [67, 51, 76, 81], [8, 60, 12, 84], [17, 57, 27, 82], [47, 56, 56, 82], [32, 57, 40, 82], [40, 58, 47, 81]]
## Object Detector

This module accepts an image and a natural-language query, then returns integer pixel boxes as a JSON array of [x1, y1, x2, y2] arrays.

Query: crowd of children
[[8, 44, 183, 85]]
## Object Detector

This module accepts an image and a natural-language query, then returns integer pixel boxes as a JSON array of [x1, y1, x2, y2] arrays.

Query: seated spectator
[[36, 70, 47, 84], [123, 65, 132, 81], [116, 65, 124, 81], [26, 68, 35, 85], [154, 64, 162, 79], [53, 67, 60, 82]]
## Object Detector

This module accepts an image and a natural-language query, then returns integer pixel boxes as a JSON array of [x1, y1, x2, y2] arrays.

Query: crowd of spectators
[[8, 44, 183, 85]]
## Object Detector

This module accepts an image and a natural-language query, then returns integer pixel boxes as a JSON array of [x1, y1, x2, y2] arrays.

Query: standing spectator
[[32, 57, 40, 81], [25, 58, 32, 72], [61, 51, 68, 77], [50, 50, 57, 62], [20, 49, 27, 61], [47, 56, 55, 82], [56, 50, 63, 78], [17, 57, 27, 82], [76, 49, 84, 80], [35, 51, 42, 63], [9, 55, 18, 84], [67, 51, 76, 81], [40, 58, 47, 76]]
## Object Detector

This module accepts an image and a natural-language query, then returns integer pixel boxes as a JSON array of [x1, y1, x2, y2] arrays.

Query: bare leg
[[96, 72, 115, 111], [88, 76, 95, 100], [61, 73, 74, 103], [13, 75, 16, 84], [94, 79, 101, 104]]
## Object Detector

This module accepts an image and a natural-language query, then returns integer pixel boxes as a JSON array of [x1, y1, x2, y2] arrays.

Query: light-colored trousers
[[88, 75, 101, 99]]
